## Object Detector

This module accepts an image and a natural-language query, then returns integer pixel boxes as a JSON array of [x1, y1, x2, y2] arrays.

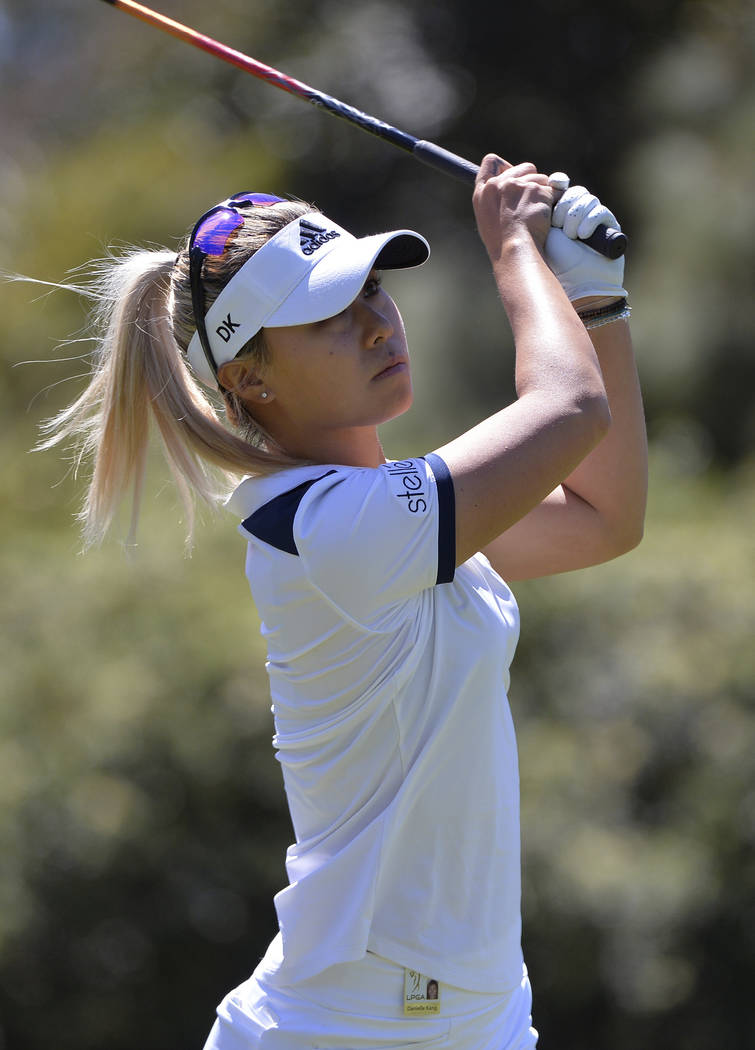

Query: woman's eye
[[363, 275, 382, 298]]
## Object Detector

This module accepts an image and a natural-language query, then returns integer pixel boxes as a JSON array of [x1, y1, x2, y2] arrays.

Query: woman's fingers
[[473, 158, 556, 257], [504, 161, 539, 179], [552, 185, 621, 240], [477, 153, 512, 181], [477, 156, 551, 194]]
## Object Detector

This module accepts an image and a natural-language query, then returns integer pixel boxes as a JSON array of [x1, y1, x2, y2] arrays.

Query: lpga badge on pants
[[403, 969, 441, 1015]]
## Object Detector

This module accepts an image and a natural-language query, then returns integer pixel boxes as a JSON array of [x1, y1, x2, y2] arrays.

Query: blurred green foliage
[[0, 0, 753, 1048]]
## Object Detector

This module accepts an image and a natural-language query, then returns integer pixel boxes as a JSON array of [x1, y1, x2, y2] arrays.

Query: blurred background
[[0, 0, 753, 1047]]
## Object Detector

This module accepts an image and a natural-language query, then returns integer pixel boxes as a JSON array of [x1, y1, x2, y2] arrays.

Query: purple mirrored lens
[[193, 193, 285, 256], [229, 192, 284, 207], [194, 209, 246, 256]]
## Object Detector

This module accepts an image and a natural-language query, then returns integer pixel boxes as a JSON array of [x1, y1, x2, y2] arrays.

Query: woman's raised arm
[[434, 155, 613, 568], [483, 311, 647, 580]]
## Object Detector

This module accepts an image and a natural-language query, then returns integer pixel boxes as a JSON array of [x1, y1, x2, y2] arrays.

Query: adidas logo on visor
[[299, 218, 340, 256]]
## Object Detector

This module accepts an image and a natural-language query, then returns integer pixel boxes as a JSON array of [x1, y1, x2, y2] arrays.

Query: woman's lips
[[374, 360, 408, 379]]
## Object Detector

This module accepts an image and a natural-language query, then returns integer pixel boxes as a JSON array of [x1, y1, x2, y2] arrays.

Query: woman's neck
[[270, 422, 386, 469]]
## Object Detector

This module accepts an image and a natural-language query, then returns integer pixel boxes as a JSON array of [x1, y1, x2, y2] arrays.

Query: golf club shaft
[[98, 0, 626, 259]]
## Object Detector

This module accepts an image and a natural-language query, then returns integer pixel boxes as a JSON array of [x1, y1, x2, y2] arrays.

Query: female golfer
[[46, 155, 646, 1049]]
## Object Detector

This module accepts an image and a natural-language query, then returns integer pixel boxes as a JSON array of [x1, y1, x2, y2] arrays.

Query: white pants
[[203, 949, 538, 1050]]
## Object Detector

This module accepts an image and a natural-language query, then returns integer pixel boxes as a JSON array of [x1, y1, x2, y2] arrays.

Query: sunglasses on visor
[[188, 191, 284, 385]]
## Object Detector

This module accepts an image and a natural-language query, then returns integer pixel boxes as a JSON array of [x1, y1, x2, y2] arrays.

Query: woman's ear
[[217, 359, 271, 402]]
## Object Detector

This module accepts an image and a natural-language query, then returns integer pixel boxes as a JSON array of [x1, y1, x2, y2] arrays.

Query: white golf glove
[[545, 176, 627, 302]]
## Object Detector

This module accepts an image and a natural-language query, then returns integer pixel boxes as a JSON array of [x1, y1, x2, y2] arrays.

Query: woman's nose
[[360, 301, 394, 345]]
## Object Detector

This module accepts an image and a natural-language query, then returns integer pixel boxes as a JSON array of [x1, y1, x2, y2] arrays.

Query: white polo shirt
[[227, 453, 523, 993]]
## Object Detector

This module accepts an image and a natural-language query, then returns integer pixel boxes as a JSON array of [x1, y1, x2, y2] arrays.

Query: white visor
[[186, 210, 430, 389]]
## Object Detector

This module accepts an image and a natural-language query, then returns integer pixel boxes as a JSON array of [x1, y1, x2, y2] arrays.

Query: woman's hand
[[472, 154, 555, 262], [545, 180, 628, 304]]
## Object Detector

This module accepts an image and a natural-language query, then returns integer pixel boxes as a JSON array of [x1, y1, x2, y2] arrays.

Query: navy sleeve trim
[[424, 453, 456, 584], [241, 471, 337, 555]]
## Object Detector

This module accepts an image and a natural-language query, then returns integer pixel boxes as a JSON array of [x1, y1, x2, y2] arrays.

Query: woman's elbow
[[608, 513, 645, 559], [620, 519, 645, 554], [578, 392, 612, 449]]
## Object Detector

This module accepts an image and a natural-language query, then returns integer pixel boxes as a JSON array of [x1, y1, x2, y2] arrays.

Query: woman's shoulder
[[226, 463, 346, 521]]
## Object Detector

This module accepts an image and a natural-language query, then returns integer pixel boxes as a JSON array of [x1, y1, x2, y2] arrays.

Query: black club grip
[[412, 139, 627, 259], [580, 224, 627, 259]]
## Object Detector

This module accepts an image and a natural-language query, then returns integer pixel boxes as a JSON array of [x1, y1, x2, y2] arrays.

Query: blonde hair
[[39, 198, 313, 548]]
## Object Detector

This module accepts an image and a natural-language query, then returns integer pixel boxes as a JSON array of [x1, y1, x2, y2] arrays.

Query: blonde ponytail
[[40, 213, 307, 548]]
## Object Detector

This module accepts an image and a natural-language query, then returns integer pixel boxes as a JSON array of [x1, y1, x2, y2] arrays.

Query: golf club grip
[[412, 140, 627, 259]]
